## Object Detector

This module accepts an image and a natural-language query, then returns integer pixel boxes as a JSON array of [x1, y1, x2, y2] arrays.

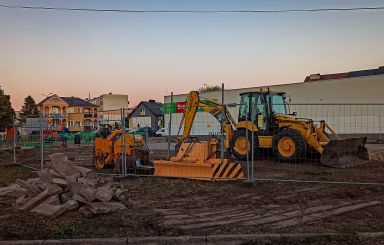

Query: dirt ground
[[1, 141, 384, 243]]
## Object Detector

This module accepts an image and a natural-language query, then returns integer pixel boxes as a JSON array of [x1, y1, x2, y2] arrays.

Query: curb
[[1, 232, 383, 245]]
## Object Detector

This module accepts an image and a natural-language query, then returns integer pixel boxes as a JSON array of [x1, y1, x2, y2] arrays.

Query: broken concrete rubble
[[52, 177, 68, 186], [87, 202, 127, 215], [3, 153, 127, 219], [44, 195, 61, 206], [19, 189, 54, 212], [95, 187, 113, 202], [0, 184, 28, 198], [80, 186, 97, 202]]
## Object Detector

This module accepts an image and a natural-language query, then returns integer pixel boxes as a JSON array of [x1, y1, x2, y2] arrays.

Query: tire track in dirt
[[157, 200, 382, 231]]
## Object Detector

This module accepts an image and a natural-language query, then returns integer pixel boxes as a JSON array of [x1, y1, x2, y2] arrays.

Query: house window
[[52, 106, 60, 114], [140, 108, 145, 116], [84, 120, 92, 126], [77, 107, 81, 113], [68, 121, 74, 127]]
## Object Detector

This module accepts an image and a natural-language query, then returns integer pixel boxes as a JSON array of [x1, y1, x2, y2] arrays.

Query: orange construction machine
[[94, 130, 154, 175]]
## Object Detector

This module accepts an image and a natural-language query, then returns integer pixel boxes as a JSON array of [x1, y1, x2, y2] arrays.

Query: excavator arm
[[177, 91, 237, 148]]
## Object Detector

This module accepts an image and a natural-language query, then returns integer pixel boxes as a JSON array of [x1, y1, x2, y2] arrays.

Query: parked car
[[136, 127, 156, 137], [155, 128, 166, 137]]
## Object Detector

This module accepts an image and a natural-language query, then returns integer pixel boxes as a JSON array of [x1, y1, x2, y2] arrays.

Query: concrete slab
[[87, 202, 127, 215], [31, 204, 62, 217], [79, 206, 94, 218], [15, 179, 40, 194], [52, 178, 68, 186], [47, 154, 80, 178], [31, 200, 78, 219], [65, 173, 81, 183], [68, 182, 85, 196], [95, 187, 113, 202], [15, 195, 30, 207], [72, 194, 87, 204], [77, 178, 98, 188], [79, 186, 96, 202], [0, 184, 28, 198], [73, 165, 93, 177], [44, 195, 61, 205], [19, 189, 51, 211], [39, 168, 52, 183]]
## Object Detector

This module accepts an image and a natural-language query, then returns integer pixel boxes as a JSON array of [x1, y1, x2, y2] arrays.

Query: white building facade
[[88, 93, 129, 125], [163, 68, 384, 139]]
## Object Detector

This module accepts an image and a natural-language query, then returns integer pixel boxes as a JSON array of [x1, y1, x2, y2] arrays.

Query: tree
[[18, 95, 39, 124], [0, 86, 16, 131], [198, 84, 221, 92]]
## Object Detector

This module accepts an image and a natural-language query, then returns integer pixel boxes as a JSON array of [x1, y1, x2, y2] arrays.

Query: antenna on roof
[[88, 91, 91, 100]]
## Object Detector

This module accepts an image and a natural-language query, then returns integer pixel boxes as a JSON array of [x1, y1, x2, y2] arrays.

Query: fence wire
[[1, 99, 384, 185]]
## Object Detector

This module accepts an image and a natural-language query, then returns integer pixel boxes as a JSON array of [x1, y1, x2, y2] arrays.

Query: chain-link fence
[[1, 88, 384, 185], [246, 103, 384, 185]]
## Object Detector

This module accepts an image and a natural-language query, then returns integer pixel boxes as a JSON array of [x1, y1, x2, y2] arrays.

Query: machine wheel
[[95, 153, 105, 169], [231, 129, 259, 160], [272, 128, 307, 163]]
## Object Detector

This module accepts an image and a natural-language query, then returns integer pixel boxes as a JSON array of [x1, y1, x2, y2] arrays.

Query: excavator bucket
[[153, 139, 245, 181], [154, 159, 244, 181], [320, 137, 370, 168]]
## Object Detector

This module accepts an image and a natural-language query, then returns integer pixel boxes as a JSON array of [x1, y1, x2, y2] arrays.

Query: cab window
[[270, 94, 287, 115]]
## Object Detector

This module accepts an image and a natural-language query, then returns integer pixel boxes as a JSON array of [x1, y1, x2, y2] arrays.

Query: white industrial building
[[163, 67, 384, 139], [88, 93, 129, 124]]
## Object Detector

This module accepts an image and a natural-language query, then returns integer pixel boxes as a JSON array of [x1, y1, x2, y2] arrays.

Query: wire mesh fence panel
[[11, 114, 44, 170], [149, 102, 247, 181], [250, 103, 384, 184], [5, 100, 384, 185], [94, 109, 125, 175], [34, 111, 97, 172]]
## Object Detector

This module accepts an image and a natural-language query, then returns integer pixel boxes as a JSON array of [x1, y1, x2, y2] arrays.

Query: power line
[[0, 4, 384, 14]]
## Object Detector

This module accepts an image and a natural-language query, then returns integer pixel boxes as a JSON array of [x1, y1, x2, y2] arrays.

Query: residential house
[[128, 100, 163, 130], [38, 94, 99, 132]]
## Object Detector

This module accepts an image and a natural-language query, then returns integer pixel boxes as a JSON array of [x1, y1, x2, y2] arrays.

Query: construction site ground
[[1, 140, 384, 244]]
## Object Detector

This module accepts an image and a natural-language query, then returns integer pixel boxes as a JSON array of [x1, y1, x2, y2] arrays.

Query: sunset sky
[[1, 0, 383, 110]]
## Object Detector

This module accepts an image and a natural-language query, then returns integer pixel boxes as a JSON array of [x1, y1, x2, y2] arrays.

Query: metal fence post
[[39, 113, 44, 170], [13, 116, 16, 164], [167, 92, 173, 160], [379, 106, 383, 142], [121, 108, 126, 176], [251, 103, 255, 183], [245, 104, 250, 182], [221, 83, 225, 164]]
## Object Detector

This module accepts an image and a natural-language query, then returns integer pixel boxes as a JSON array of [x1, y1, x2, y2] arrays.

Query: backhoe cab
[[232, 90, 291, 158]]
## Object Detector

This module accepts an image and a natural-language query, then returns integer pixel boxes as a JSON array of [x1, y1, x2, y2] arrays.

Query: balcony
[[84, 113, 98, 118], [47, 113, 66, 118]]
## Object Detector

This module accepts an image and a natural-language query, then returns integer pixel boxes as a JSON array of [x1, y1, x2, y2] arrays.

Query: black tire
[[272, 128, 307, 163], [230, 129, 259, 160]]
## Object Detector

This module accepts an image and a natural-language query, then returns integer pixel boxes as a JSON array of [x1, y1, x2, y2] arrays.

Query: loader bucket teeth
[[320, 137, 370, 168]]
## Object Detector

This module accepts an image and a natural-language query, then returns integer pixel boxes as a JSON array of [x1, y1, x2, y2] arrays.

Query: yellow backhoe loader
[[155, 90, 369, 174]]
